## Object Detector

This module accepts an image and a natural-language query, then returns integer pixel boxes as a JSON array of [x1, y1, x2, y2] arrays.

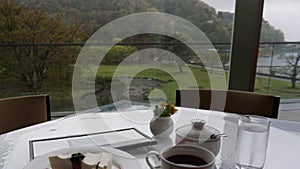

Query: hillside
[[17, 0, 284, 42], [19, 0, 155, 35], [218, 11, 284, 42]]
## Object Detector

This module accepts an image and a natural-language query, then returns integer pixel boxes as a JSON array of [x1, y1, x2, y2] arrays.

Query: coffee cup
[[145, 145, 215, 169]]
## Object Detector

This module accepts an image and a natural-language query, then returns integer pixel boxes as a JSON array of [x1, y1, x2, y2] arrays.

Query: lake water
[[257, 55, 286, 67]]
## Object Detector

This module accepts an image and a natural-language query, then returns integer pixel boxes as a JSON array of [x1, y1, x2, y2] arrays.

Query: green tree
[[124, 33, 195, 72], [0, 0, 82, 94], [158, 35, 194, 72], [218, 11, 285, 42], [149, 0, 230, 42], [260, 20, 285, 42], [18, 0, 156, 34], [103, 45, 137, 64]]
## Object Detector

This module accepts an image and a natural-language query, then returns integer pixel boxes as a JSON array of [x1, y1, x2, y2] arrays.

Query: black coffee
[[166, 154, 208, 166]]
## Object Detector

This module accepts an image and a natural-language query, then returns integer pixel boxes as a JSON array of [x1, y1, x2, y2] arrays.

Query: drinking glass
[[235, 115, 270, 169]]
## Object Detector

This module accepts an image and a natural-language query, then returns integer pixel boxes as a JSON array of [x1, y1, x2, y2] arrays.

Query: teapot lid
[[175, 119, 220, 142]]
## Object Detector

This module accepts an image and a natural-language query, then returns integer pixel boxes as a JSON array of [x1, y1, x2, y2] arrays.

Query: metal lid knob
[[191, 119, 205, 130]]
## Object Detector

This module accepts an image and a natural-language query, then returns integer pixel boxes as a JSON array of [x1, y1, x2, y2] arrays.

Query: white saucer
[[24, 146, 141, 169]]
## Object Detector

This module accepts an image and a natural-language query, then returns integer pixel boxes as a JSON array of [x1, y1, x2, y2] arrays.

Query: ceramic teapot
[[175, 119, 223, 156]]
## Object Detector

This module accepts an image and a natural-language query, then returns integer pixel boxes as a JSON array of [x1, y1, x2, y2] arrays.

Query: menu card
[[29, 128, 157, 160]]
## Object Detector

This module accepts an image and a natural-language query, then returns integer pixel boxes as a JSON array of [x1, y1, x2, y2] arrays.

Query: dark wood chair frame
[[175, 89, 280, 118], [0, 94, 51, 134]]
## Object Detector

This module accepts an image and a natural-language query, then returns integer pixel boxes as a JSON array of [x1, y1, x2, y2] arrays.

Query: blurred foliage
[[0, 0, 84, 110], [102, 45, 138, 64], [218, 11, 285, 42]]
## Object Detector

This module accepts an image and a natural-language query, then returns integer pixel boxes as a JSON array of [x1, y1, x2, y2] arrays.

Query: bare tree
[[275, 45, 300, 88]]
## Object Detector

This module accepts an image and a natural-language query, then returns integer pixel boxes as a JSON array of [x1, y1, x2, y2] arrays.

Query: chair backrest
[[0, 94, 51, 134], [175, 89, 280, 118]]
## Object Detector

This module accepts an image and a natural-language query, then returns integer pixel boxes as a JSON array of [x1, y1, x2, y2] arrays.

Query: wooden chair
[[175, 89, 280, 118], [0, 94, 51, 134]]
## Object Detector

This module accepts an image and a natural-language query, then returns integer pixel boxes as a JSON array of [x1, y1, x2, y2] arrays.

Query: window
[[3, 0, 298, 121]]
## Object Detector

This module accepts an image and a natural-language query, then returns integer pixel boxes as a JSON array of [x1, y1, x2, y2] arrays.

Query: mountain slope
[[17, 0, 284, 42]]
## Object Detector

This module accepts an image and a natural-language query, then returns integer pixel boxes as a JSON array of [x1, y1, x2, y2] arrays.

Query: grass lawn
[[96, 64, 300, 102], [255, 77, 300, 99]]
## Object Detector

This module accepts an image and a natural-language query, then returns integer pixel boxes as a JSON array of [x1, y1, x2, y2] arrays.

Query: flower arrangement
[[153, 102, 178, 117]]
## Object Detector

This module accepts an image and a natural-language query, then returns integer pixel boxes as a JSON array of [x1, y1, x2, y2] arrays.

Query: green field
[[1, 64, 298, 112], [255, 77, 300, 99], [97, 64, 300, 102]]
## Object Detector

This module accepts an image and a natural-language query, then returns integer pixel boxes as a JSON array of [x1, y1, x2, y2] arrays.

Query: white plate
[[24, 146, 141, 169]]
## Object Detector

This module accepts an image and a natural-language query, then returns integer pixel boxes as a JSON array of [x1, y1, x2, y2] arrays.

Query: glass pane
[[0, 0, 235, 118], [257, 0, 300, 121]]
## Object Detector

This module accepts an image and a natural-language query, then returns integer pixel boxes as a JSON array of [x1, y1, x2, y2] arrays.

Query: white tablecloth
[[0, 107, 300, 169]]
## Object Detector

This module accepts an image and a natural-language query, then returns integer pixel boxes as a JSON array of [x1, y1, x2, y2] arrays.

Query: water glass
[[235, 115, 270, 169]]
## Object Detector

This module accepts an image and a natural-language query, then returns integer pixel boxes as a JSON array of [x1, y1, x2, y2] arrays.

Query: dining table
[[1, 104, 300, 169]]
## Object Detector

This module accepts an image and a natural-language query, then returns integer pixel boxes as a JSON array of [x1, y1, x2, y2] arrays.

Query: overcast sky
[[201, 0, 300, 41]]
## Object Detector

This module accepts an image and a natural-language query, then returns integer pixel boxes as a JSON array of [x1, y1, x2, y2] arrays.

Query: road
[[279, 101, 300, 122]]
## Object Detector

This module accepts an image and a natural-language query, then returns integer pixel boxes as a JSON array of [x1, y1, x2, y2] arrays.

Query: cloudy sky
[[201, 0, 300, 41]]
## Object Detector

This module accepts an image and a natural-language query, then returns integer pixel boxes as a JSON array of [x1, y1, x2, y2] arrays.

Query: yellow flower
[[154, 102, 178, 117]]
